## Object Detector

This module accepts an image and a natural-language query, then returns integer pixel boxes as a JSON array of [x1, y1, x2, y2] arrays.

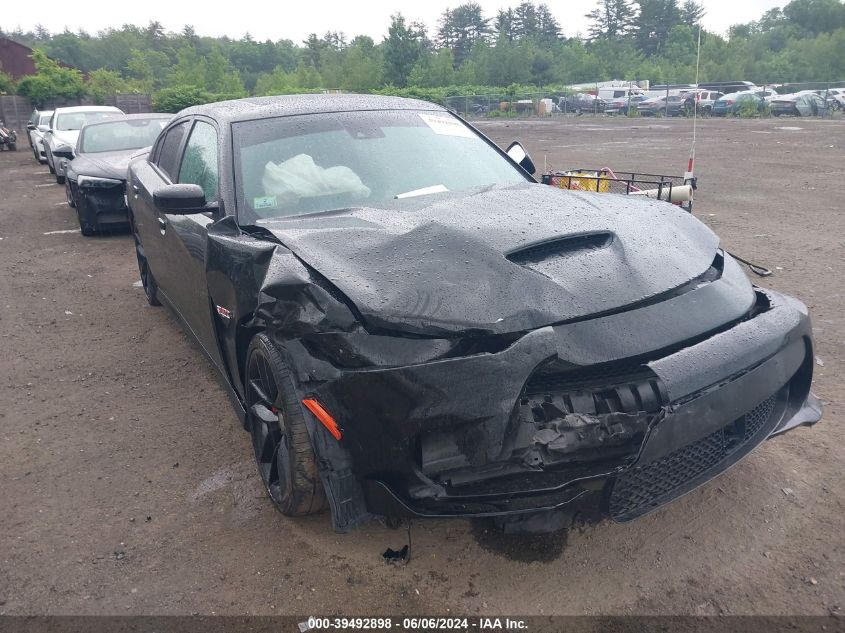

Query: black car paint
[[127, 95, 821, 532]]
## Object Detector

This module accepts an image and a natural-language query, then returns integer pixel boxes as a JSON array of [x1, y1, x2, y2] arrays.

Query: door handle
[[158, 217, 167, 233]]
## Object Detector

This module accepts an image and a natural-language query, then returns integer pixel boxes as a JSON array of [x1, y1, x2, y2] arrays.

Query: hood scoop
[[507, 232, 614, 265], [266, 183, 720, 335]]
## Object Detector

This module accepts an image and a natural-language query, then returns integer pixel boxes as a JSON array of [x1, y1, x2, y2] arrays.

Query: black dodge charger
[[126, 95, 821, 533]]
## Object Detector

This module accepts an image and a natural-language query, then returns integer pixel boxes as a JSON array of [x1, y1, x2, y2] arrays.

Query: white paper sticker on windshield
[[253, 195, 278, 209], [418, 113, 474, 138]]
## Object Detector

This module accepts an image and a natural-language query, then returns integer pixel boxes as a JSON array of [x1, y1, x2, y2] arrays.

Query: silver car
[[43, 106, 123, 184], [26, 110, 53, 164]]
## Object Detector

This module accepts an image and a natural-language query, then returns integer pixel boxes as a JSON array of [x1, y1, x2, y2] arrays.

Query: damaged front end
[[303, 287, 819, 532], [206, 220, 821, 534]]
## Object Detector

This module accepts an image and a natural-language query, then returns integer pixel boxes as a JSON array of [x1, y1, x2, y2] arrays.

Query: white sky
[[9, 0, 786, 42]]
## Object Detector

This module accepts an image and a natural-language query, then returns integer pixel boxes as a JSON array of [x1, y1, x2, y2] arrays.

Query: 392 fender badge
[[215, 305, 232, 322]]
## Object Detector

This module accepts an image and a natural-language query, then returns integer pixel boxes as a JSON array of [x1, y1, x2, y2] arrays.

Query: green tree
[[16, 49, 85, 106], [254, 66, 299, 95], [783, 0, 845, 35], [679, 0, 705, 26], [408, 48, 457, 87], [0, 70, 14, 94], [587, 0, 638, 40], [535, 4, 563, 44], [340, 38, 383, 91], [437, 3, 489, 66], [383, 14, 425, 87], [125, 48, 171, 92], [87, 69, 130, 104], [634, 0, 682, 55], [495, 9, 516, 41], [513, 1, 537, 38]]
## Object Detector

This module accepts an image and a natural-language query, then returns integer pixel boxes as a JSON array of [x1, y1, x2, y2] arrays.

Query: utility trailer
[[541, 168, 697, 212]]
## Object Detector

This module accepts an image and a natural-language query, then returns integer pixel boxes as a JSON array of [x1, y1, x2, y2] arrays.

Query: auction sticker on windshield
[[418, 113, 474, 138]]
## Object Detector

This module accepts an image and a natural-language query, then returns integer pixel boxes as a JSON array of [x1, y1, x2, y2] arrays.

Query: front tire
[[56, 173, 65, 185], [246, 334, 327, 517]]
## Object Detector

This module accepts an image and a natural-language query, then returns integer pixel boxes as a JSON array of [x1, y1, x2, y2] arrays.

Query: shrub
[[736, 99, 769, 118], [152, 86, 213, 113], [0, 71, 15, 95]]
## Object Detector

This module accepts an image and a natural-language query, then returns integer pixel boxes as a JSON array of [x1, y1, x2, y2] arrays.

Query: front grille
[[608, 394, 778, 522], [523, 359, 668, 417]]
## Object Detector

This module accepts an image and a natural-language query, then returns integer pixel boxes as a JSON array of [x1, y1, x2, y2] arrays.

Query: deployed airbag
[[262, 154, 371, 206]]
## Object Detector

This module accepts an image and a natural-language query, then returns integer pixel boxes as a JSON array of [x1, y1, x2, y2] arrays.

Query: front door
[[158, 119, 224, 370]]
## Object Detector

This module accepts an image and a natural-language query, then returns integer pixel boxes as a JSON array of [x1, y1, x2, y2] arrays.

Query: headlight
[[77, 175, 123, 189]]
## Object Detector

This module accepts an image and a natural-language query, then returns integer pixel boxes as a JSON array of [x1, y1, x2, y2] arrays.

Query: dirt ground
[[0, 116, 843, 617]]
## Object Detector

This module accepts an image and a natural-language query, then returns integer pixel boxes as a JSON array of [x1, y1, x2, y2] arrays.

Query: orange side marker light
[[302, 398, 343, 441]]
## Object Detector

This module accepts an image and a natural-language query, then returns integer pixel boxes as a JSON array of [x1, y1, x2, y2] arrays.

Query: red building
[[0, 37, 38, 80]]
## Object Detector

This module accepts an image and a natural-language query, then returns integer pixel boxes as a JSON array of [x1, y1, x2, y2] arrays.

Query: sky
[[8, 0, 786, 42]]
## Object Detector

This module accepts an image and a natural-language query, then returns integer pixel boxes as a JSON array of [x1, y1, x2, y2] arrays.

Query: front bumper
[[308, 286, 820, 528], [74, 181, 129, 228]]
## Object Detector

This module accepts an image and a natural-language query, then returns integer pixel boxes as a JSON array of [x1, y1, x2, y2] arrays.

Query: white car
[[43, 105, 123, 184], [816, 88, 845, 110], [26, 110, 53, 164]]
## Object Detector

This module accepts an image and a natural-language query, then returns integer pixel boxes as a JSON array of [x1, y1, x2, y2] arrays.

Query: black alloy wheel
[[245, 334, 327, 517]]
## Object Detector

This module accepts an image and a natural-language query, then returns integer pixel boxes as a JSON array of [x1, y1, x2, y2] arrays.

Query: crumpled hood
[[264, 183, 721, 336], [70, 150, 134, 181]]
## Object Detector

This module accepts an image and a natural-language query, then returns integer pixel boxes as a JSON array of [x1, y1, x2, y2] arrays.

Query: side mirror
[[27, 123, 36, 130], [37, 125, 49, 133], [52, 144, 74, 160], [506, 141, 536, 175], [153, 183, 210, 214]]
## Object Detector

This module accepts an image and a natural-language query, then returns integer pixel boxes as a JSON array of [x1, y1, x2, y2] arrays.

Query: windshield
[[38, 114, 52, 125], [56, 111, 121, 132], [79, 118, 169, 153], [233, 110, 528, 222]]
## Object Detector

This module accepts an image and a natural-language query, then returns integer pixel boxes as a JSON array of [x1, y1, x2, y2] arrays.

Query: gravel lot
[[1, 116, 843, 617]]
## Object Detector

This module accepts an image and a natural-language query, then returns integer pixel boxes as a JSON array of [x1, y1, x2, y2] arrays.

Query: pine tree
[[586, 0, 637, 39], [383, 14, 424, 86], [513, 1, 538, 39], [679, 0, 705, 26], [436, 3, 489, 66], [495, 9, 516, 42], [634, 0, 681, 55], [536, 4, 563, 43]]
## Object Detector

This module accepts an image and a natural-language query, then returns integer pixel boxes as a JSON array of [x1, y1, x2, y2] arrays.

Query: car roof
[[721, 91, 757, 98], [83, 113, 172, 125], [53, 105, 123, 114], [176, 94, 446, 123]]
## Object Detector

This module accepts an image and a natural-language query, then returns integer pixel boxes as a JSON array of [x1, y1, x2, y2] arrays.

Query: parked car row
[[529, 82, 843, 118], [25, 105, 171, 234]]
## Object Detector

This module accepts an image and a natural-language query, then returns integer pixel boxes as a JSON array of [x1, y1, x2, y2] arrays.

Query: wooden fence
[[0, 93, 152, 132]]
